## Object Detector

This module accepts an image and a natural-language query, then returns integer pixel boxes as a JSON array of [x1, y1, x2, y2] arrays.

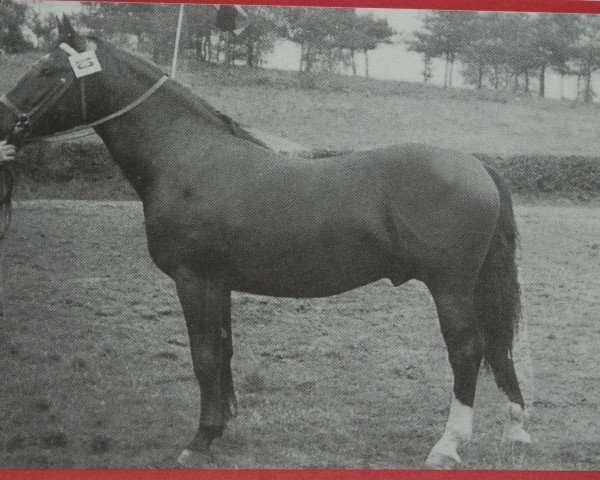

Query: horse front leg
[[220, 294, 238, 421], [173, 267, 231, 464]]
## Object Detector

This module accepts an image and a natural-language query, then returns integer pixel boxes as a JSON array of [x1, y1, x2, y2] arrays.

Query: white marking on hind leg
[[178, 449, 193, 465], [426, 396, 473, 467], [512, 307, 535, 412], [501, 402, 531, 444], [501, 304, 532, 445]]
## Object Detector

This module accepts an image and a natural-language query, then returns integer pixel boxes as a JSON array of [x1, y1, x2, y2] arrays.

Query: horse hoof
[[501, 425, 532, 444], [177, 449, 211, 467], [425, 450, 460, 469]]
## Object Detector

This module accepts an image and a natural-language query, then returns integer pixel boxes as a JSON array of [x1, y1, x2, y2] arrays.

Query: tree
[[323, 9, 364, 74], [150, 5, 182, 64], [283, 7, 350, 73], [494, 14, 539, 93], [182, 4, 216, 63], [460, 13, 508, 89], [421, 55, 433, 83], [0, 0, 33, 54], [531, 14, 581, 97], [459, 12, 581, 96], [227, 7, 283, 67], [80, 2, 155, 43], [352, 13, 394, 78], [79, 2, 176, 62], [407, 11, 477, 87], [569, 15, 600, 102], [27, 11, 55, 50], [284, 8, 392, 75], [283, 7, 337, 72], [81, 3, 282, 68]]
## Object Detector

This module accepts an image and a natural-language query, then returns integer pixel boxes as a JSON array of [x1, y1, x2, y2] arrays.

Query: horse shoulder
[[142, 181, 232, 275]]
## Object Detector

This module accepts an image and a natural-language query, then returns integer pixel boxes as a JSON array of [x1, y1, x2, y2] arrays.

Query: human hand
[[0, 140, 15, 164]]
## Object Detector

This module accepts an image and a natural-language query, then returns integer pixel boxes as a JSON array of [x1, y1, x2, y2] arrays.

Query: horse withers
[[0, 16, 531, 467]]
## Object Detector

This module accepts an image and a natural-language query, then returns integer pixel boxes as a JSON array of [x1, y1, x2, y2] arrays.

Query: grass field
[[0, 200, 598, 469], [179, 64, 600, 156], [3, 54, 600, 156], [186, 66, 600, 156]]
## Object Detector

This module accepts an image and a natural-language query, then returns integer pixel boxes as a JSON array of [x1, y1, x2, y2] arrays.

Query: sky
[[266, 8, 428, 83], [27, 2, 593, 99], [30, 0, 82, 15]]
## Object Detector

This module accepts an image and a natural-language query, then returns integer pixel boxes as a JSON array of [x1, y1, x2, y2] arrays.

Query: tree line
[[408, 11, 600, 101], [0, 2, 394, 76], [5, 2, 600, 101]]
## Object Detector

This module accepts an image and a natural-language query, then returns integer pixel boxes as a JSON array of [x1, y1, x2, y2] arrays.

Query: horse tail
[[475, 164, 521, 368]]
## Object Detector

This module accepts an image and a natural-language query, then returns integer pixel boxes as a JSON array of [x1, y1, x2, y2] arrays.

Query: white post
[[171, 3, 185, 78]]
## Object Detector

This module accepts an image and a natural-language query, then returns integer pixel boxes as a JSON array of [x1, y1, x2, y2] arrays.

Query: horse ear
[[58, 14, 76, 38], [58, 14, 88, 52]]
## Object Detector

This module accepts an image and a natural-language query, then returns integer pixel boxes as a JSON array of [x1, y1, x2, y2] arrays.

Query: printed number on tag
[[68, 51, 102, 78]]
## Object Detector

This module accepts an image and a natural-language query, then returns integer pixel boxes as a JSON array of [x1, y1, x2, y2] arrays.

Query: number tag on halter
[[67, 51, 102, 78]]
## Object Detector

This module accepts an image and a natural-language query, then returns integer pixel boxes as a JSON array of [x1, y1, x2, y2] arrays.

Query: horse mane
[[164, 81, 269, 148], [103, 40, 269, 150]]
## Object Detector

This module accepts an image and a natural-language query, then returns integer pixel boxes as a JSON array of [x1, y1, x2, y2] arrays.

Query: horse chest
[[144, 206, 231, 273]]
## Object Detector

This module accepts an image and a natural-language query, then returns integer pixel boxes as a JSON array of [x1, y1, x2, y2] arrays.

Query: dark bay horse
[[0, 17, 531, 467]]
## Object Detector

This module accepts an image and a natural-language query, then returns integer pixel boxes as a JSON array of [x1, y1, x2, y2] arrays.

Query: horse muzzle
[[5, 115, 31, 149]]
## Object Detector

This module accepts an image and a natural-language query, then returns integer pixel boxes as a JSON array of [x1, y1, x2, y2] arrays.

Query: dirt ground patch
[[0, 200, 598, 469]]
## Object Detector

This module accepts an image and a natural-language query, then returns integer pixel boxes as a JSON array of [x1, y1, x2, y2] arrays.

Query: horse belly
[[228, 224, 396, 298], [233, 270, 386, 298]]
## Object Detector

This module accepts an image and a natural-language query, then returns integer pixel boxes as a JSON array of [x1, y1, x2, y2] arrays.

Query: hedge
[[12, 141, 600, 203]]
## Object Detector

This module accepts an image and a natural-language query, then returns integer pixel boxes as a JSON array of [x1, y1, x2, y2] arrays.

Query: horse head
[[0, 15, 120, 143]]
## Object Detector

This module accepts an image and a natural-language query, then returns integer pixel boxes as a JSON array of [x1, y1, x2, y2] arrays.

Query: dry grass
[[0, 200, 598, 468], [3, 54, 600, 156], [177, 63, 600, 156]]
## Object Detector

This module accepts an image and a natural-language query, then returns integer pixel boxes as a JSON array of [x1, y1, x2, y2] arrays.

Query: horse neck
[[93, 84, 231, 200]]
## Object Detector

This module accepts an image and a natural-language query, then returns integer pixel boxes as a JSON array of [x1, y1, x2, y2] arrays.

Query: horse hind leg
[[475, 232, 531, 448], [484, 338, 531, 445], [485, 343, 532, 446], [425, 286, 483, 469], [479, 163, 531, 449]]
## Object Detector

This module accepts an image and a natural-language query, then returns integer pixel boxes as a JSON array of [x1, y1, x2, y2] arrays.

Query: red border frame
[[61, 0, 600, 13], [1, 470, 599, 480], [4, 0, 600, 479]]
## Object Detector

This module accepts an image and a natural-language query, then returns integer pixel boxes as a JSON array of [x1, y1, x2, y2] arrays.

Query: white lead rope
[[171, 4, 185, 78], [29, 75, 170, 143]]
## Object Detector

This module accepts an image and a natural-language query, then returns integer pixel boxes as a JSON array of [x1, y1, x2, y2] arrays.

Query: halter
[[0, 74, 76, 145], [0, 45, 169, 145]]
